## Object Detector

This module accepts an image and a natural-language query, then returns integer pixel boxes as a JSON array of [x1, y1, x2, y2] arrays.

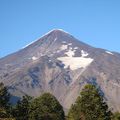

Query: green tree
[[12, 95, 32, 120], [0, 82, 12, 118], [0, 107, 15, 119], [0, 107, 9, 118], [112, 112, 120, 120], [67, 84, 112, 120], [29, 93, 65, 120], [0, 82, 10, 108]]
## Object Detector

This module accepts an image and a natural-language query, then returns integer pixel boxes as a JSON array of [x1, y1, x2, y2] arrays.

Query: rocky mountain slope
[[0, 29, 120, 112]]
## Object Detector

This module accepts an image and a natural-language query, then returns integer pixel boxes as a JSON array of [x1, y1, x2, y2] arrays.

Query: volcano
[[0, 29, 120, 112]]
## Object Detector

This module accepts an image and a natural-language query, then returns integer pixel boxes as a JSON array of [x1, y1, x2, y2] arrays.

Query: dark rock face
[[0, 29, 120, 112]]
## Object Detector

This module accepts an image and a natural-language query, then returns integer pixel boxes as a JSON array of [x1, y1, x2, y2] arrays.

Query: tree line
[[0, 82, 120, 120]]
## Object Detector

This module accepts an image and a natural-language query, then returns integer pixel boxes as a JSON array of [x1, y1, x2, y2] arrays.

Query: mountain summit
[[0, 29, 120, 112]]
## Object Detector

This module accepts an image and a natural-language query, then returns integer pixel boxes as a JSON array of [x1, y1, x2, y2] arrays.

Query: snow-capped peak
[[22, 29, 70, 49], [53, 29, 70, 34], [106, 51, 114, 55]]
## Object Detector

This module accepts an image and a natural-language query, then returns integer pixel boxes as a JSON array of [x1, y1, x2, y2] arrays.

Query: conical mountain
[[0, 29, 120, 112]]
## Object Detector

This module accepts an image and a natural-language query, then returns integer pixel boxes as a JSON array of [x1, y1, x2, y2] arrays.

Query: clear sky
[[0, 0, 120, 57]]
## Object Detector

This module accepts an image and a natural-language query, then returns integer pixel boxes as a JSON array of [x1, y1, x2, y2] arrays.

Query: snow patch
[[106, 51, 113, 55], [32, 56, 38, 61], [65, 49, 75, 57], [57, 57, 93, 70], [74, 47, 78, 50], [69, 47, 72, 50], [81, 50, 89, 57], [68, 43, 72, 46], [62, 41, 67, 44], [111, 82, 120, 87], [53, 37, 57, 42], [57, 49, 93, 70], [49, 59, 52, 62], [56, 50, 61, 53], [22, 41, 35, 48], [40, 29, 57, 38], [60, 44, 68, 51], [55, 29, 70, 34]]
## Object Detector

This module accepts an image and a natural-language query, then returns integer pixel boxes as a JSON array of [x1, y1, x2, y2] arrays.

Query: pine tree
[[29, 93, 65, 120], [12, 95, 32, 120], [0, 82, 10, 109], [67, 84, 112, 120], [0, 82, 11, 118]]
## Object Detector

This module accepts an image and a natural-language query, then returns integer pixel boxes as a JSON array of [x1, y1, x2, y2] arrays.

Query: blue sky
[[0, 0, 120, 57]]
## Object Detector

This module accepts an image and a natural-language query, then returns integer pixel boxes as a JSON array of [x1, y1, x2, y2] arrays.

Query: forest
[[0, 82, 120, 120]]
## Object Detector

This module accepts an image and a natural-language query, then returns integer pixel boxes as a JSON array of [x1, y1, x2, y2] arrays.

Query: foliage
[[29, 93, 65, 120], [0, 82, 12, 118], [112, 112, 120, 120], [12, 95, 32, 120], [0, 107, 9, 118], [0, 82, 114, 120], [0, 82, 10, 109], [67, 84, 112, 120]]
